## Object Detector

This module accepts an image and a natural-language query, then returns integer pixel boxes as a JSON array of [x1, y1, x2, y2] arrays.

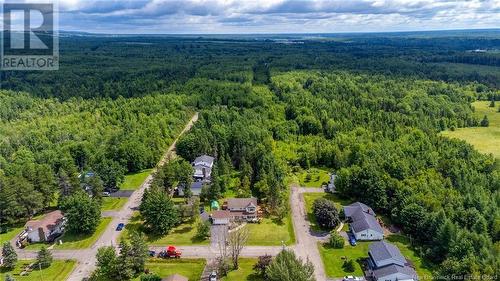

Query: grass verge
[[222, 258, 263, 281], [0, 260, 76, 280], [101, 197, 128, 211], [134, 258, 206, 281], [121, 213, 208, 246], [120, 169, 153, 190]]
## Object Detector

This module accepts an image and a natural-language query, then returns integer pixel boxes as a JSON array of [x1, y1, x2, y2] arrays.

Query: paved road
[[66, 112, 200, 280], [12, 112, 334, 281], [9, 113, 199, 281], [290, 185, 329, 281]]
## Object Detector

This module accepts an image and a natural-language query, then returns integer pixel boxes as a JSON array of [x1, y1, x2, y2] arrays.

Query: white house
[[192, 155, 214, 181], [19, 211, 66, 244], [344, 202, 383, 241]]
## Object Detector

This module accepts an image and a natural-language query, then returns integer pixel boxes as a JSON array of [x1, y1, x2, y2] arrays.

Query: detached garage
[[211, 210, 230, 225]]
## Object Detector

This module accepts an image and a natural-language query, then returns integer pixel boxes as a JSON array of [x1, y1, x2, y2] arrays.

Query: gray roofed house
[[343, 202, 376, 219], [177, 181, 204, 197], [226, 198, 257, 211], [351, 210, 384, 234], [344, 202, 383, 241], [193, 155, 215, 181], [368, 241, 418, 281], [372, 264, 417, 281], [193, 155, 215, 168], [369, 241, 406, 268]]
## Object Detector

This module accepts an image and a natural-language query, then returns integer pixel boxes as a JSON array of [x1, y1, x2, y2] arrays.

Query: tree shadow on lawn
[[247, 272, 264, 281]]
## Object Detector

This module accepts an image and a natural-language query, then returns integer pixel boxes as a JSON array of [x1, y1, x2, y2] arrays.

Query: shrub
[[313, 198, 340, 230], [329, 231, 345, 248]]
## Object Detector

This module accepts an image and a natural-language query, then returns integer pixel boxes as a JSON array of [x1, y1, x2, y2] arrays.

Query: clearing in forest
[[441, 101, 500, 159]]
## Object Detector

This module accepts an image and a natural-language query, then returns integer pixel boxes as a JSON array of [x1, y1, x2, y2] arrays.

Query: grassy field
[[441, 101, 500, 159], [134, 258, 206, 281], [120, 169, 152, 190], [0, 225, 24, 244], [222, 258, 263, 281], [319, 241, 369, 277], [0, 260, 76, 280], [25, 217, 112, 250], [101, 197, 128, 211], [121, 213, 209, 245], [246, 214, 295, 246], [319, 234, 434, 278], [303, 193, 352, 231], [296, 168, 330, 188]]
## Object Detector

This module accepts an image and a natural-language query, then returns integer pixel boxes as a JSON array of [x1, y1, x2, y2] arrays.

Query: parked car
[[158, 246, 182, 258], [349, 236, 357, 246], [209, 271, 217, 281], [116, 223, 125, 231], [148, 250, 156, 257], [102, 192, 110, 197]]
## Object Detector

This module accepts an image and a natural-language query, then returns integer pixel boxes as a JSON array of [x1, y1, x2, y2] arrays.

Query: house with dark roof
[[344, 202, 383, 241], [368, 241, 418, 281], [192, 155, 215, 181], [177, 181, 204, 197]]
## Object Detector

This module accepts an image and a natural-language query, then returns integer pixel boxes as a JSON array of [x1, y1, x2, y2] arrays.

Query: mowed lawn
[[222, 258, 263, 281], [319, 241, 370, 277], [303, 193, 352, 231], [120, 169, 152, 190], [101, 197, 128, 211], [133, 259, 206, 281], [0, 260, 76, 280], [319, 235, 434, 278], [441, 101, 500, 159], [121, 213, 209, 245], [25, 217, 112, 250], [296, 168, 330, 188], [246, 214, 295, 246], [0, 225, 25, 244]]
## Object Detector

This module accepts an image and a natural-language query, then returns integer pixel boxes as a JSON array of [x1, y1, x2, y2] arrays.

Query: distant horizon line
[[55, 27, 499, 36]]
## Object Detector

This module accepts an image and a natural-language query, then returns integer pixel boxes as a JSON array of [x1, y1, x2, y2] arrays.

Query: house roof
[[162, 274, 189, 281], [372, 264, 417, 280], [350, 211, 383, 234], [227, 198, 257, 210], [178, 182, 204, 196], [193, 155, 214, 167], [211, 210, 231, 219], [25, 210, 64, 234], [343, 202, 376, 218], [369, 241, 406, 267]]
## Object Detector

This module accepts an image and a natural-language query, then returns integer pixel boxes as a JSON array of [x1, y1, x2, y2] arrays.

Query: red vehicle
[[158, 245, 181, 258]]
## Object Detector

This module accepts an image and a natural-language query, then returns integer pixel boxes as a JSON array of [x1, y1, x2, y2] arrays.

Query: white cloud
[[51, 0, 500, 33]]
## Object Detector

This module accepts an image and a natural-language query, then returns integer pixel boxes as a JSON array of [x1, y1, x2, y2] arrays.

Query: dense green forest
[[1, 33, 500, 100], [0, 92, 190, 225], [0, 32, 499, 278]]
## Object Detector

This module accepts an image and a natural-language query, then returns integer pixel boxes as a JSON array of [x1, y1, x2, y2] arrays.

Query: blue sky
[[13, 0, 500, 33]]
